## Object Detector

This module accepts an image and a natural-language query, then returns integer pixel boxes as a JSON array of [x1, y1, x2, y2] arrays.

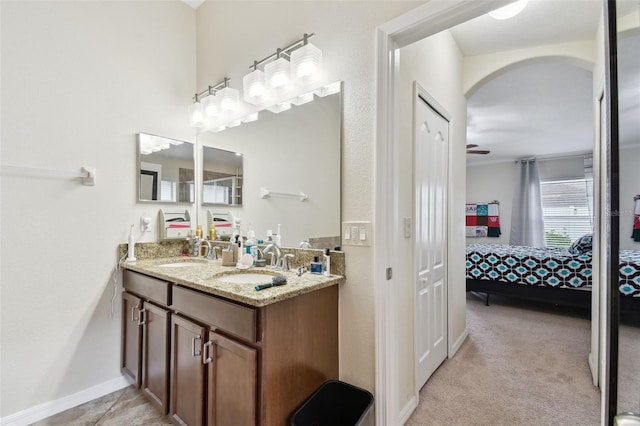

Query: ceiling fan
[[466, 144, 490, 155]]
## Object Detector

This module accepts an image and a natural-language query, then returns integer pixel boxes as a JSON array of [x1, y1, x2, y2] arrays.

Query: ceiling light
[[488, 0, 528, 20]]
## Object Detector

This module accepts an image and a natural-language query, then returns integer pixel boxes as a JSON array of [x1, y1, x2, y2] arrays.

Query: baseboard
[[0, 376, 130, 426], [588, 352, 599, 387], [449, 328, 468, 358], [398, 395, 418, 425]]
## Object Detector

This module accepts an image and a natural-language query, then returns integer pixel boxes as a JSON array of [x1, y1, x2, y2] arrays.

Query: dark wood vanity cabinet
[[122, 270, 171, 414], [170, 315, 206, 426], [121, 291, 143, 386], [122, 269, 338, 426]]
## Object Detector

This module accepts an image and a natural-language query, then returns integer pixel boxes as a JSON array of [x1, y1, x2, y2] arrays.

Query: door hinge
[[386, 268, 392, 280]]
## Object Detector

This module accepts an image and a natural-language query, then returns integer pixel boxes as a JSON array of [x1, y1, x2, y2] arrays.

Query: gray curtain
[[510, 159, 545, 247]]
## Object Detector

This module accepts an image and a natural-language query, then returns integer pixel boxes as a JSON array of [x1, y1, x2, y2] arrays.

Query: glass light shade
[[188, 101, 204, 127], [291, 43, 323, 86], [267, 101, 292, 114], [243, 69, 267, 105], [217, 86, 240, 113], [488, 0, 528, 20], [241, 113, 259, 123], [201, 94, 218, 118], [314, 81, 341, 98], [265, 57, 291, 89], [291, 92, 315, 106]]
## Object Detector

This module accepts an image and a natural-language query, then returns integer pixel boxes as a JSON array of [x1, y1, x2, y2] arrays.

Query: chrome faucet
[[263, 243, 281, 269], [207, 245, 220, 260], [199, 239, 212, 258], [281, 253, 295, 271]]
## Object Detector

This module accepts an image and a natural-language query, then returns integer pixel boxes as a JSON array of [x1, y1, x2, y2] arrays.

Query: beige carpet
[[407, 293, 640, 426]]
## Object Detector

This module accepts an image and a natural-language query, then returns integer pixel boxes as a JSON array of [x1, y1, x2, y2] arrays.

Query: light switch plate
[[342, 221, 372, 246]]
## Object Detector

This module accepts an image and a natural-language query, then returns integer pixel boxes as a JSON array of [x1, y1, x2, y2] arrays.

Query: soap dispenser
[[126, 225, 136, 262]]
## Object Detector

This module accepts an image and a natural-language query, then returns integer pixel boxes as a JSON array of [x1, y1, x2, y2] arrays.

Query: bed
[[465, 242, 640, 315]]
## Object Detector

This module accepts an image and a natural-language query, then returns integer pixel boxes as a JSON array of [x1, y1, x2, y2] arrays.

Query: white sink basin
[[158, 262, 203, 268], [216, 273, 276, 285]]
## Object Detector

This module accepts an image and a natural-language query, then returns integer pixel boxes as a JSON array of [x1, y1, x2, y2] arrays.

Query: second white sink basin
[[216, 273, 276, 285]]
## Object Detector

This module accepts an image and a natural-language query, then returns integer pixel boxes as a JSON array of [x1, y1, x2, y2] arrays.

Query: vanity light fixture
[[290, 34, 323, 86], [243, 62, 267, 105], [241, 113, 259, 123], [188, 78, 236, 127], [264, 49, 291, 89], [488, 0, 528, 20], [216, 78, 240, 113], [267, 101, 292, 114], [187, 94, 205, 127]]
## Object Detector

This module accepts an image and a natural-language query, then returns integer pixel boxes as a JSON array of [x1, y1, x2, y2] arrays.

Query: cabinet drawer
[[123, 270, 171, 306], [172, 286, 257, 343]]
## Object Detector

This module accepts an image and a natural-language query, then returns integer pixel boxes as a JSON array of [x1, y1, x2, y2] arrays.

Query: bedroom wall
[[466, 156, 589, 246], [466, 161, 517, 245], [620, 146, 640, 251]]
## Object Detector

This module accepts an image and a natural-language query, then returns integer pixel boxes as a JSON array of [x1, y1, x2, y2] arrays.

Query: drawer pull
[[191, 336, 202, 357], [131, 306, 139, 322], [138, 309, 146, 326], [203, 340, 213, 364]]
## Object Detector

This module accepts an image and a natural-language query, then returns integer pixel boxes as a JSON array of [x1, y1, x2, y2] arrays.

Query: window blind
[[540, 178, 594, 247]]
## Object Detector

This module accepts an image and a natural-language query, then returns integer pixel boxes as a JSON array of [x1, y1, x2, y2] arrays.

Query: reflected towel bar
[[260, 187, 308, 202]]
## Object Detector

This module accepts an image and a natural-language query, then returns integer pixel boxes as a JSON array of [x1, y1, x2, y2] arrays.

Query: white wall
[[620, 147, 640, 251], [466, 161, 517, 245], [195, 0, 422, 394], [397, 30, 467, 407], [0, 0, 196, 419]]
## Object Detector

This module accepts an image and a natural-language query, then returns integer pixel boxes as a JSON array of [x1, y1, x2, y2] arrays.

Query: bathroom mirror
[[202, 146, 243, 206], [138, 133, 195, 203], [198, 82, 342, 248]]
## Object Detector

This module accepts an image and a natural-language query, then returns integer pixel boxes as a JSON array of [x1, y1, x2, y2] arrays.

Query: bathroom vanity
[[120, 256, 343, 426]]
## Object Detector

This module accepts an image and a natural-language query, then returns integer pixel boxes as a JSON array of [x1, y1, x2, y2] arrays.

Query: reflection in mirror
[[198, 83, 342, 248], [138, 133, 195, 203], [616, 0, 640, 415], [202, 147, 243, 206]]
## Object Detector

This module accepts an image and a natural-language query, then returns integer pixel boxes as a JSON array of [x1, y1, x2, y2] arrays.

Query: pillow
[[568, 234, 593, 255]]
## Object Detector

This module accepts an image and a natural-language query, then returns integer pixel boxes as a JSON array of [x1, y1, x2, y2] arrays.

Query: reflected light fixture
[[488, 0, 528, 20]]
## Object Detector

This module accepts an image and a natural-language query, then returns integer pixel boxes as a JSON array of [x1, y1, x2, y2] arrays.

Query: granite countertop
[[120, 257, 344, 307]]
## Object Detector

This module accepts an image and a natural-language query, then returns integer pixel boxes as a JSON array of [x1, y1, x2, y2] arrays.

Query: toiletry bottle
[[126, 225, 136, 262], [209, 224, 216, 241], [310, 256, 323, 274], [196, 224, 202, 239], [193, 235, 200, 257], [323, 248, 331, 276], [187, 230, 195, 256], [275, 224, 282, 246]]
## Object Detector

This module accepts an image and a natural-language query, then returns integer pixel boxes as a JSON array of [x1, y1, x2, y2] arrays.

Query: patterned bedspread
[[466, 244, 640, 297]]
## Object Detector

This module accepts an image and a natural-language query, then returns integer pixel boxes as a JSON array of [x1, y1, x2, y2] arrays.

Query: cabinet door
[[122, 292, 143, 387], [142, 302, 170, 414], [206, 331, 257, 426], [170, 315, 206, 426]]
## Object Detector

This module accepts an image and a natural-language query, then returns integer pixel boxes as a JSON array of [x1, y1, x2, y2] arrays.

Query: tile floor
[[32, 386, 170, 426]]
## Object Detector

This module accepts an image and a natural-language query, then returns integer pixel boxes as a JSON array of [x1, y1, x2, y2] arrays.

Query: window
[[160, 178, 177, 202], [540, 178, 594, 247]]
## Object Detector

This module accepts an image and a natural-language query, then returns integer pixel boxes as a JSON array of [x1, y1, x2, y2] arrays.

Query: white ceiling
[[448, 0, 639, 165]]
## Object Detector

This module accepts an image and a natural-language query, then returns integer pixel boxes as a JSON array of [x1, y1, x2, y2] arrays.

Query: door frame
[[413, 82, 451, 395], [374, 1, 511, 424]]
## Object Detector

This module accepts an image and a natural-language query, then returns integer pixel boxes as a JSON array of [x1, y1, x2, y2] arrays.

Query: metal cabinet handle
[[203, 340, 213, 364], [191, 336, 202, 357], [131, 306, 139, 322], [138, 309, 146, 326]]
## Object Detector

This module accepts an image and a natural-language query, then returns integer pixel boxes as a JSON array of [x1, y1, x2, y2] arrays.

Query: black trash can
[[290, 380, 374, 426]]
